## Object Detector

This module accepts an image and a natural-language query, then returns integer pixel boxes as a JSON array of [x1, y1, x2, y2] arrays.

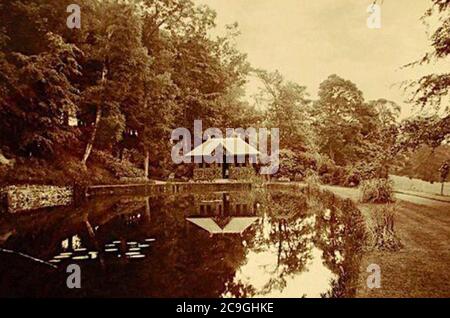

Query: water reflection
[[187, 192, 259, 235], [0, 189, 364, 298]]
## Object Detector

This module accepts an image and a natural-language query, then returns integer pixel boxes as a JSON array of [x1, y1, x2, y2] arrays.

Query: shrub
[[317, 158, 355, 186], [91, 150, 144, 179], [304, 170, 321, 192], [344, 168, 361, 187], [317, 157, 334, 183], [354, 161, 388, 180], [367, 204, 402, 251], [330, 166, 346, 185], [319, 173, 332, 184], [229, 166, 256, 180], [174, 164, 193, 179], [275, 149, 318, 180], [275, 149, 303, 179], [359, 178, 394, 203]]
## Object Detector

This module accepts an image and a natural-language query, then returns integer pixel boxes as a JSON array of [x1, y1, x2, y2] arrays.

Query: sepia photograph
[[0, 0, 449, 304]]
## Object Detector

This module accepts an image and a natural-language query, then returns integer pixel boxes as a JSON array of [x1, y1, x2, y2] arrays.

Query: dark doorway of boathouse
[[222, 153, 229, 179]]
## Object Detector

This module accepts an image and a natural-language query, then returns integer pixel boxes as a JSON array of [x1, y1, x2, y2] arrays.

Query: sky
[[195, 0, 444, 118]]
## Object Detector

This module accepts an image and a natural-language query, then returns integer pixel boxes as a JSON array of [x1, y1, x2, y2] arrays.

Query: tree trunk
[[81, 66, 107, 167], [329, 143, 334, 162], [144, 150, 150, 179], [441, 182, 444, 196], [81, 105, 102, 167], [118, 146, 124, 161], [144, 197, 151, 221]]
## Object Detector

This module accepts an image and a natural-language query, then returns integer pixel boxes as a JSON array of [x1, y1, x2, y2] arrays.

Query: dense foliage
[[0, 0, 253, 184], [0, 0, 447, 186], [402, 0, 450, 148], [359, 178, 395, 204]]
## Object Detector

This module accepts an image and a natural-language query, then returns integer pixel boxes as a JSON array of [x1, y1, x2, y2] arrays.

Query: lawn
[[391, 175, 450, 196], [326, 185, 450, 298], [356, 199, 450, 297]]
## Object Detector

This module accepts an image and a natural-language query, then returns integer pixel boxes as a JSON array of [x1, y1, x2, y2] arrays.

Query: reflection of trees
[[176, 231, 248, 297], [0, 197, 123, 259], [309, 190, 366, 298], [233, 189, 366, 298], [0, 196, 143, 297], [239, 191, 314, 296]]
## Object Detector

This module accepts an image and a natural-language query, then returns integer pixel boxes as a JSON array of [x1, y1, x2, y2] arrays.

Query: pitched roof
[[185, 137, 260, 157], [186, 217, 259, 234]]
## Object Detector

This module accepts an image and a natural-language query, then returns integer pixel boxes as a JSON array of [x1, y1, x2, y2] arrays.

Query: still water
[[0, 189, 365, 298]]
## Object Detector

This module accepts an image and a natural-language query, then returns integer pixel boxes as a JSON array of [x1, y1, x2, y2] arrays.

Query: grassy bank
[[326, 185, 450, 298], [0, 150, 147, 187]]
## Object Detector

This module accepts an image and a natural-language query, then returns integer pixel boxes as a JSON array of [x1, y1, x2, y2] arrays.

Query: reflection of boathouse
[[185, 136, 260, 180], [187, 192, 258, 234], [194, 192, 257, 217]]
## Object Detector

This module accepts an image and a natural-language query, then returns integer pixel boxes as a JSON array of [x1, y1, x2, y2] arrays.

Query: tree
[[255, 69, 312, 152], [403, 0, 450, 148], [79, 0, 151, 167], [406, 0, 450, 112], [313, 76, 401, 178], [398, 115, 450, 150], [0, 0, 88, 160], [0, 33, 81, 158], [364, 99, 401, 177], [313, 75, 367, 165]]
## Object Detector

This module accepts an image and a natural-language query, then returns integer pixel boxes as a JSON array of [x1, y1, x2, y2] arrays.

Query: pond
[[0, 188, 365, 298]]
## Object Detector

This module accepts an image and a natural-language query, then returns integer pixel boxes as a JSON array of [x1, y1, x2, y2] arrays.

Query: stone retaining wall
[[86, 182, 252, 196], [0, 185, 73, 213]]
